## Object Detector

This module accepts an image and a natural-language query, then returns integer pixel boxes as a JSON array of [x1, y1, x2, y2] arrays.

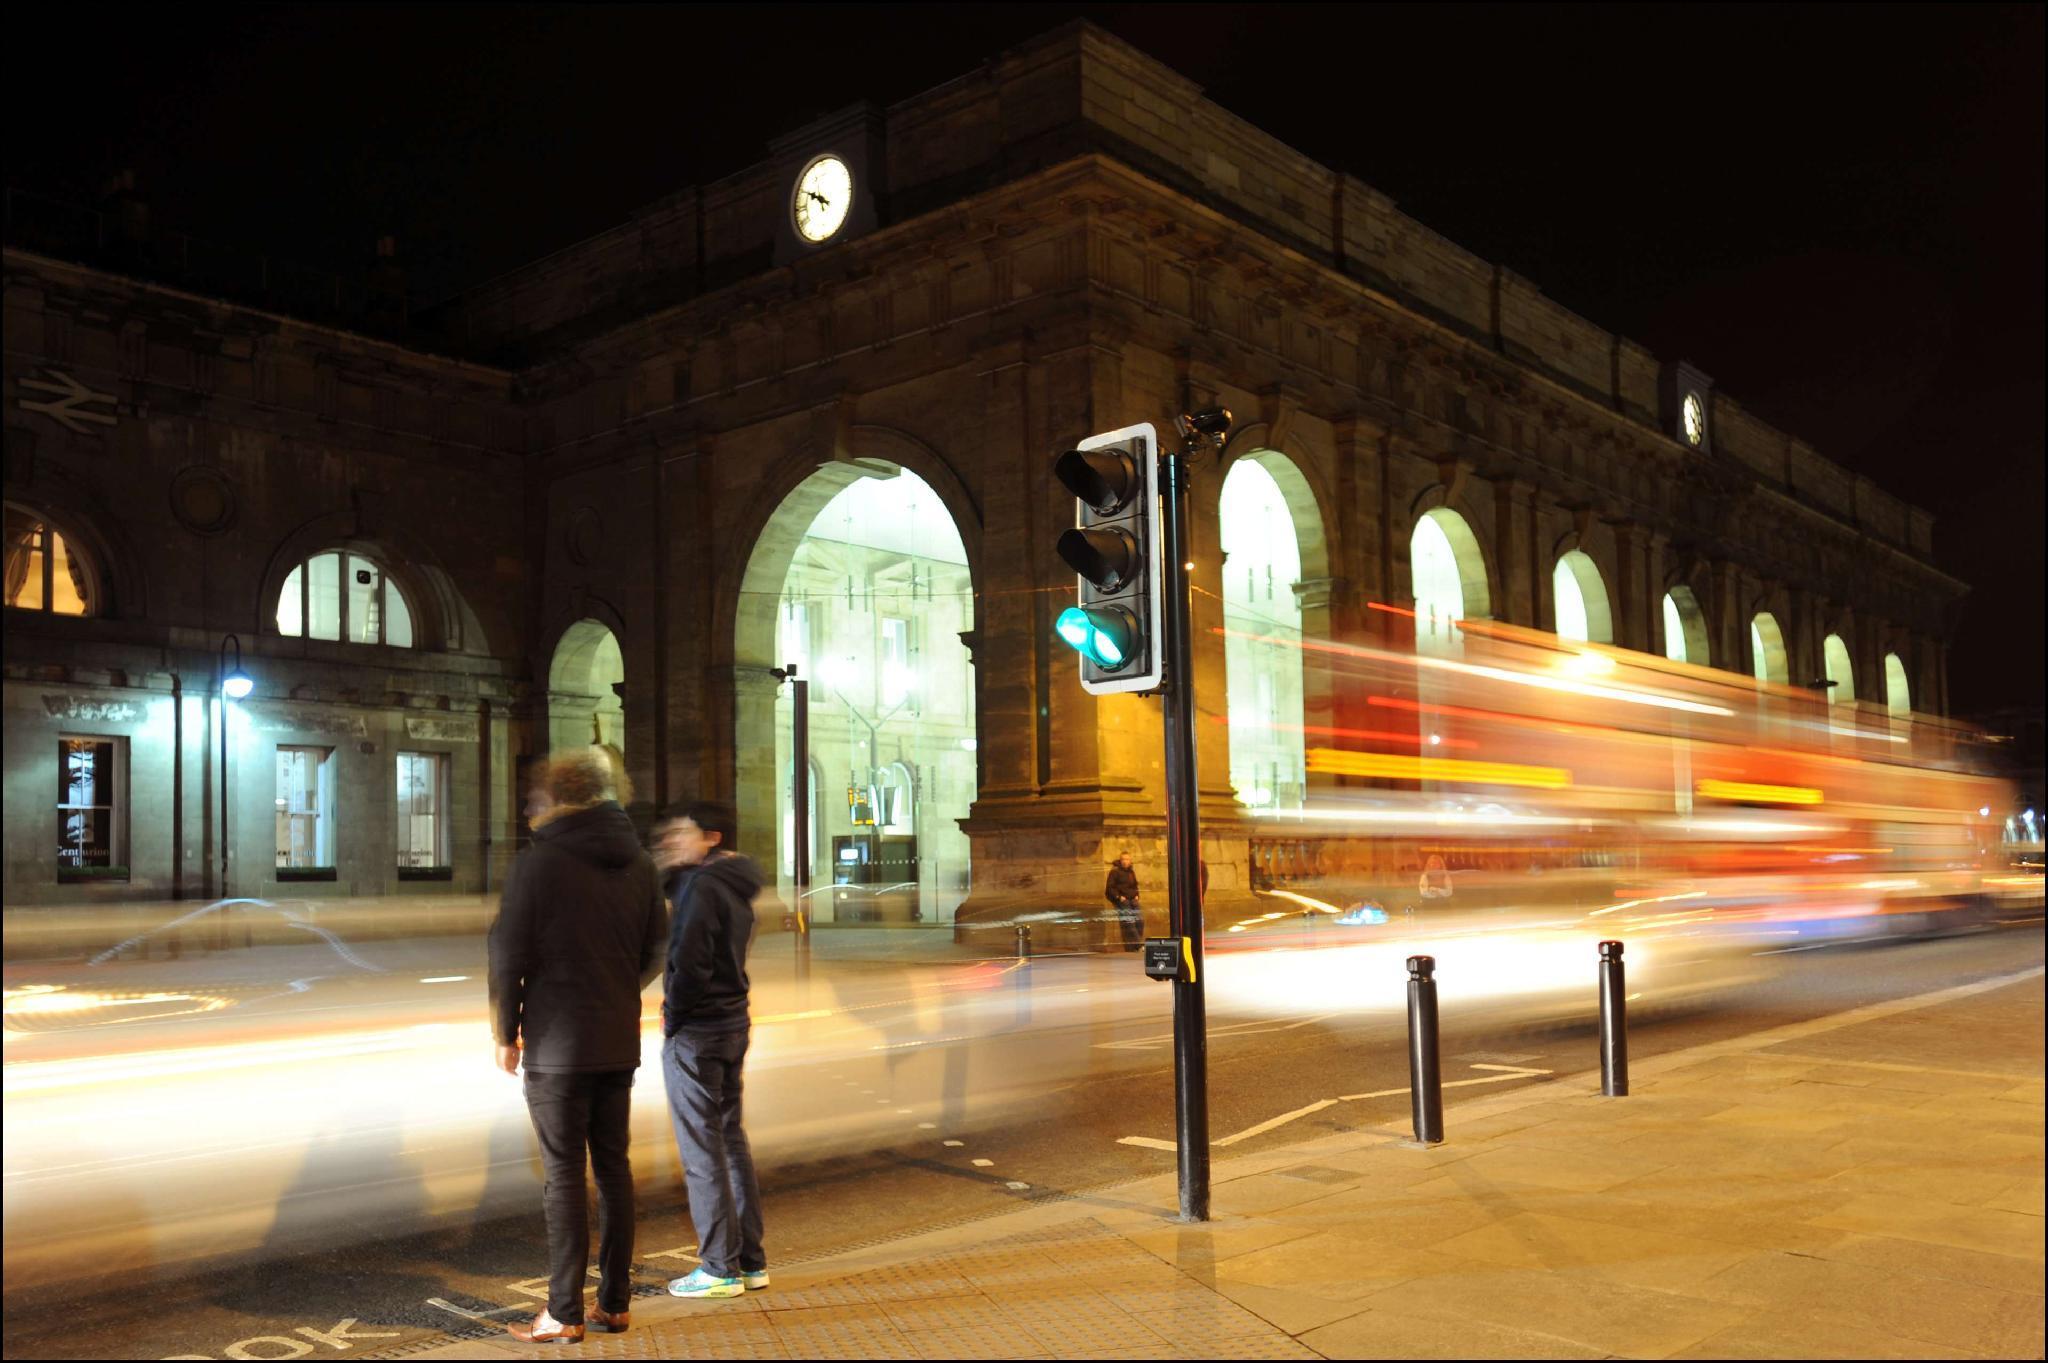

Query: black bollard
[[1406, 954, 1444, 1144], [1016, 923, 1032, 960], [1599, 940, 1628, 1096]]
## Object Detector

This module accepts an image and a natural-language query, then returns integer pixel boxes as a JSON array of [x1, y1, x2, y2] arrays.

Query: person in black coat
[[1105, 851, 1142, 951], [488, 748, 667, 1344], [653, 799, 771, 1300]]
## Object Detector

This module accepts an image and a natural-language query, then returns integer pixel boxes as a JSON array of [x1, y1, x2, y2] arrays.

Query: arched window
[[1884, 653, 1911, 717], [4, 503, 97, 617], [1221, 457, 1307, 812], [1411, 508, 1489, 653], [277, 551, 413, 647], [1553, 551, 1613, 644], [1662, 587, 1710, 665], [1750, 612, 1789, 684], [1824, 634, 1855, 704]]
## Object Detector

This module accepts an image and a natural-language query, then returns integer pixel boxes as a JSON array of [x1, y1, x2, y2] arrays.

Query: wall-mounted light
[[220, 634, 253, 700]]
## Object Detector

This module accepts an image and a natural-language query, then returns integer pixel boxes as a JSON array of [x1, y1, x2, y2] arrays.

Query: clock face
[[793, 154, 852, 243], [1681, 392, 1705, 446]]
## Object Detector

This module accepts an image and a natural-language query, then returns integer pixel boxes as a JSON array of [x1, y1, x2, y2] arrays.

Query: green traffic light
[[1055, 605, 1138, 670]]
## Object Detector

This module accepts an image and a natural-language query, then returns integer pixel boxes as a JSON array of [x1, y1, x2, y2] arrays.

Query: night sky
[[7, 4, 2040, 714]]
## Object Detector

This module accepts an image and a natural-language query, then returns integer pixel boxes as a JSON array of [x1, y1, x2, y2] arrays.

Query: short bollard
[[1015, 923, 1032, 960], [1599, 939, 1629, 1097], [1406, 954, 1445, 1144]]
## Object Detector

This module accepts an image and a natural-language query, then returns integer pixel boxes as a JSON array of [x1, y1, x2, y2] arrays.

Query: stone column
[[1494, 477, 1537, 626]]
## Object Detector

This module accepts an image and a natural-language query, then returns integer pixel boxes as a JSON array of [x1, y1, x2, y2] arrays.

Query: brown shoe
[[589, 1305, 630, 1333], [507, 1310, 585, 1344]]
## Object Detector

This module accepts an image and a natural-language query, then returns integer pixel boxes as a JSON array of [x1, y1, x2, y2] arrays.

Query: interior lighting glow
[[1696, 779, 1824, 806], [1305, 748, 1572, 790], [1648, 817, 1842, 836], [1253, 806, 1602, 829]]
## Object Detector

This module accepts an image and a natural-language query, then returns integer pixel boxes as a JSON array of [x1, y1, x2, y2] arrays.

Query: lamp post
[[219, 634, 253, 903]]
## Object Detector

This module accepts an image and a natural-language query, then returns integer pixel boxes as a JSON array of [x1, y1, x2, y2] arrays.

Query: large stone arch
[[718, 422, 984, 669], [727, 428, 981, 926], [545, 615, 626, 756], [1215, 448, 1329, 812], [1749, 609, 1791, 684], [1662, 584, 1712, 665], [1403, 491, 1493, 649], [1551, 547, 1614, 644], [1884, 652, 1911, 717]]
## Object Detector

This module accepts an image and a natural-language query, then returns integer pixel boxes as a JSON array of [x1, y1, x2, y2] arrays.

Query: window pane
[[48, 531, 89, 615], [346, 556, 383, 644], [306, 553, 342, 641], [1663, 594, 1686, 663], [395, 752, 445, 867], [276, 746, 335, 867], [57, 737, 118, 870], [384, 581, 413, 648], [6, 512, 46, 611], [277, 566, 304, 636]]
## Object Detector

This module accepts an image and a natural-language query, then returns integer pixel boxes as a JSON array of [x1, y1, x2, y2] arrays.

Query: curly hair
[[532, 746, 618, 826]]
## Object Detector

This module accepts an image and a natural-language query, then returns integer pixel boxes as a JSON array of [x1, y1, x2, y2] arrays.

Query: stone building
[[2, 23, 1961, 931]]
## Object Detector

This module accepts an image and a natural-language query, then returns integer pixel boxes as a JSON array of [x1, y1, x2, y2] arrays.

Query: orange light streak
[[1696, 779, 1824, 806], [1305, 747, 1572, 789], [1205, 715, 1479, 749]]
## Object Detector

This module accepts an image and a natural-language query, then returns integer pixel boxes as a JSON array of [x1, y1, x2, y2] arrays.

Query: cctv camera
[[1180, 407, 1232, 438]]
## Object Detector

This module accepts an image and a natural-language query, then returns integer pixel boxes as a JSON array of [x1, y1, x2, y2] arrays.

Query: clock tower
[[1661, 359, 1714, 456]]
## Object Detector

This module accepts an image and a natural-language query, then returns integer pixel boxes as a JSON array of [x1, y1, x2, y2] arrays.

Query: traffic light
[[1053, 422, 1162, 694]]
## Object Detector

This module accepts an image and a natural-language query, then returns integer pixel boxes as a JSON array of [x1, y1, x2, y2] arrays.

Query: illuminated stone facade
[[2, 23, 1960, 928]]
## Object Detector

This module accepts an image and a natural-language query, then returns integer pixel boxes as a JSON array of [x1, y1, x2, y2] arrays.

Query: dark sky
[[8, 4, 2041, 713]]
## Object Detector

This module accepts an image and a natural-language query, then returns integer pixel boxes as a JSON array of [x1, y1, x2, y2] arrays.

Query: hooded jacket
[[662, 851, 762, 1035], [488, 802, 667, 1072]]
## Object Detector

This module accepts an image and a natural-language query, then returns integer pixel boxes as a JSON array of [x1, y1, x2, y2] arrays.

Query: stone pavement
[[394, 965, 2044, 1360]]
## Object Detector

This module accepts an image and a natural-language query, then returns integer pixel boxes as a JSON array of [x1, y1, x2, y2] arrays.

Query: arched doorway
[[1553, 551, 1613, 644], [1220, 455, 1307, 812], [741, 463, 976, 926], [1885, 653, 1911, 717], [1824, 634, 1856, 704], [1411, 508, 1489, 653], [548, 620, 624, 755], [1662, 587, 1710, 665], [1750, 612, 1789, 684]]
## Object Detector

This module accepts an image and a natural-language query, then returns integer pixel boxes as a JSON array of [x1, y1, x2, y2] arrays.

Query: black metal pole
[[1599, 939, 1629, 1097], [791, 669, 811, 982], [1160, 435, 1210, 1221], [1407, 954, 1444, 1144]]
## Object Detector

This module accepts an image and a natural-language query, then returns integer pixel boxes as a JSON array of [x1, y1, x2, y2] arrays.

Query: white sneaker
[[743, 1269, 770, 1291], [668, 1267, 743, 1299]]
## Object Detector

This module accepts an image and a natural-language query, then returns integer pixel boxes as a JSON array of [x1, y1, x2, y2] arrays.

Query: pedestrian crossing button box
[[1143, 937, 1182, 981]]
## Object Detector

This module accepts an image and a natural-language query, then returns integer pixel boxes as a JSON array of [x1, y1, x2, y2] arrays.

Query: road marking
[[971, 1158, 994, 1167], [1005, 1181, 1031, 1190], [942, 1139, 964, 1147], [1118, 1063, 1554, 1152], [1096, 1013, 1336, 1051]]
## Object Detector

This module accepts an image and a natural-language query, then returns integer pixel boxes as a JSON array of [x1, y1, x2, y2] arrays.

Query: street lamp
[[219, 634, 252, 901]]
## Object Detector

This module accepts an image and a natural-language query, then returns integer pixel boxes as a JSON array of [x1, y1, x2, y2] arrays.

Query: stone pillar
[[1610, 520, 1645, 653], [1494, 478, 1537, 626]]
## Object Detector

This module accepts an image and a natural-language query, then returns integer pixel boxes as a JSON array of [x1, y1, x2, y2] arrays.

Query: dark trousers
[[662, 1028, 766, 1278], [521, 1067, 637, 1325], [1116, 899, 1143, 950]]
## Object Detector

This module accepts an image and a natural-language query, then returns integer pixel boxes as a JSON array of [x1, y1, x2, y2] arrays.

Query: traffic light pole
[[1159, 432, 1210, 1222]]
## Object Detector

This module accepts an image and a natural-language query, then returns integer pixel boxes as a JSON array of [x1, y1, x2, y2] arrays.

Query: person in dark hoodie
[[652, 798, 769, 1300], [487, 747, 667, 1344]]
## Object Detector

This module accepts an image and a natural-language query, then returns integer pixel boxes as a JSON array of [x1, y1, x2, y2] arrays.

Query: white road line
[[1096, 1013, 1336, 1051], [1119, 1064, 1554, 1152]]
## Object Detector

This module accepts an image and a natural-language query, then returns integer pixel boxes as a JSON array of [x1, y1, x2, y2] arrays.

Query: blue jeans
[[661, 1028, 765, 1277]]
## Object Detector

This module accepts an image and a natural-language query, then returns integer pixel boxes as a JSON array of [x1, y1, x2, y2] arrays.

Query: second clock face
[[1682, 392, 1705, 446], [793, 155, 852, 243]]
